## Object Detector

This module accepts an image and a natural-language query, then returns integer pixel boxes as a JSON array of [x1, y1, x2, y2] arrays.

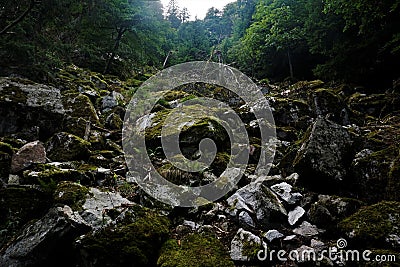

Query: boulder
[[230, 228, 266, 261], [76, 206, 169, 267], [62, 93, 99, 124], [0, 206, 90, 267], [227, 177, 287, 228], [339, 201, 400, 248], [288, 206, 305, 226], [309, 88, 350, 125], [10, 140, 46, 173], [351, 146, 400, 203], [46, 132, 91, 161], [0, 185, 52, 248], [307, 195, 364, 227], [0, 77, 65, 140], [293, 221, 322, 237], [293, 118, 354, 190]]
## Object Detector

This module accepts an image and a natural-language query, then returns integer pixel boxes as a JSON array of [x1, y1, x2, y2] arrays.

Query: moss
[[241, 240, 262, 260], [79, 210, 170, 266], [54, 181, 90, 211], [210, 152, 230, 176], [157, 233, 234, 267], [387, 152, 400, 201], [23, 168, 87, 185], [62, 93, 99, 123], [339, 201, 400, 244], [0, 85, 27, 104], [0, 142, 14, 155], [163, 90, 187, 101], [46, 132, 91, 162]]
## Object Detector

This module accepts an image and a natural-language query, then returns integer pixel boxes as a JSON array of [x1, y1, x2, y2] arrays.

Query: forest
[[1, 0, 400, 87], [1, 1, 400, 266]]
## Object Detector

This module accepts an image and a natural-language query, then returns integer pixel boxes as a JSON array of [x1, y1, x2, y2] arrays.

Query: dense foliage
[[1, 0, 399, 87]]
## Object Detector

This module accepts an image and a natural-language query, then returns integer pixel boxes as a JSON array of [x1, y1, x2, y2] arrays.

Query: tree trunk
[[0, 0, 35, 35], [287, 49, 294, 79], [104, 27, 127, 74]]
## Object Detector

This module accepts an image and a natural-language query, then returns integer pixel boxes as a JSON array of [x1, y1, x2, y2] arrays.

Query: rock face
[[293, 118, 354, 190], [0, 78, 65, 140], [10, 140, 46, 173], [0, 206, 91, 267]]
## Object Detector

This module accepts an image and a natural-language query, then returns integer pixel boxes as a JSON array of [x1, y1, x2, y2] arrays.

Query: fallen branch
[[0, 0, 36, 35]]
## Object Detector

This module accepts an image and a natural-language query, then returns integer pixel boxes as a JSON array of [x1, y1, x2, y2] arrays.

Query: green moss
[[0, 142, 14, 155], [210, 152, 230, 176], [0, 85, 27, 104], [46, 132, 91, 162], [62, 93, 99, 123], [387, 150, 400, 201], [157, 233, 234, 267], [242, 240, 262, 260], [339, 201, 400, 243], [79, 210, 170, 266], [163, 90, 187, 101], [54, 181, 90, 211]]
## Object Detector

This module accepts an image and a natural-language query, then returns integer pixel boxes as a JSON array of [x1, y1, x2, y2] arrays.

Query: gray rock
[[0, 78, 65, 140], [11, 141, 46, 173], [0, 206, 90, 267], [293, 118, 354, 188], [294, 245, 316, 263], [288, 206, 305, 226], [270, 182, 303, 205], [80, 188, 132, 229], [230, 228, 266, 261], [101, 91, 124, 112], [293, 221, 321, 237], [227, 177, 287, 228], [238, 211, 255, 228], [264, 229, 284, 242]]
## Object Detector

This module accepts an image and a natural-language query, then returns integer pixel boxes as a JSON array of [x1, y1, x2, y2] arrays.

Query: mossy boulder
[[54, 181, 90, 211], [77, 209, 170, 266], [348, 92, 400, 118], [308, 195, 364, 230], [46, 132, 91, 161], [22, 164, 91, 186], [293, 117, 354, 191], [0, 77, 65, 140], [270, 97, 311, 129], [62, 93, 99, 124], [309, 88, 350, 125], [351, 146, 399, 203], [0, 185, 52, 247], [157, 233, 234, 267], [339, 201, 400, 248]]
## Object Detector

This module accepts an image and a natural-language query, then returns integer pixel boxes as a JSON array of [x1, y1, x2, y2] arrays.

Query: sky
[[160, 0, 236, 20]]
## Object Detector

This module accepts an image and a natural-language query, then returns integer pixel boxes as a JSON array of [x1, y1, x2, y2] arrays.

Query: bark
[[104, 27, 127, 74], [287, 49, 294, 79]]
